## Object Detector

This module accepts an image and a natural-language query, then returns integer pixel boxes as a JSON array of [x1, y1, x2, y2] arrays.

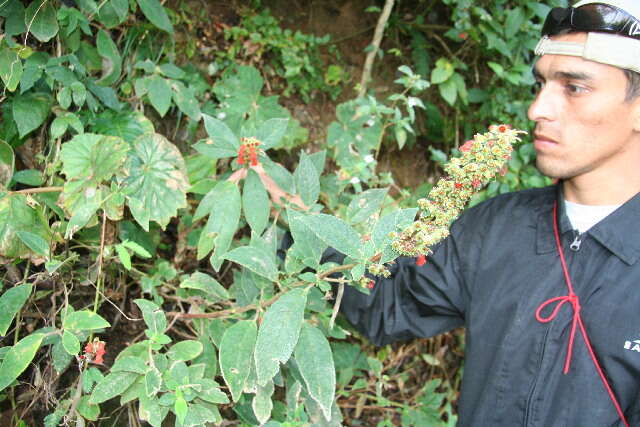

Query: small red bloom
[[367, 280, 375, 289], [416, 255, 427, 266], [249, 146, 258, 166], [84, 339, 106, 364], [498, 124, 510, 133], [455, 182, 463, 189], [237, 145, 246, 165], [459, 32, 468, 40], [472, 179, 481, 189], [460, 140, 474, 152]]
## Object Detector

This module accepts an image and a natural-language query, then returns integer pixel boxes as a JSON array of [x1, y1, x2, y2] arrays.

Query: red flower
[[367, 280, 375, 289], [498, 124, 510, 133], [237, 145, 246, 165], [416, 255, 427, 266], [459, 32, 468, 40], [472, 179, 481, 189], [455, 182, 463, 189], [84, 339, 106, 364], [249, 146, 258, 166], [460, 140, 474, 152]]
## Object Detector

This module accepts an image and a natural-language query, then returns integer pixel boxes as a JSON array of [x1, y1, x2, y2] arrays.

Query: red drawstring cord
[[534, 202, 629, 427]]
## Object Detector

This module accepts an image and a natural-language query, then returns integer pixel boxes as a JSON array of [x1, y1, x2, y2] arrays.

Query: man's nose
[[528, 85, 557, 123]]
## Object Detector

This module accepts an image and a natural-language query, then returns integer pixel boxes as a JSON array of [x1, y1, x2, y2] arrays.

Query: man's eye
[[566, 84, 587, 94], [532, 81, 543, 94]]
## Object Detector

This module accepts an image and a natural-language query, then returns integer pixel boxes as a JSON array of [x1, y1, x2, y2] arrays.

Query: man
[[339, 1, 640, 425]]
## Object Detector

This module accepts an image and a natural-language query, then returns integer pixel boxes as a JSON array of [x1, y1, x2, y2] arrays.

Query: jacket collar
[[536, 184, 640, 265]]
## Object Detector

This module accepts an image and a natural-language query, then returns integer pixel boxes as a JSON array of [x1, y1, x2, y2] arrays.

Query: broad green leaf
[[431, 58, 454, 85], [147, 75, 172, 117], [77, 395, 100, 421], [505, 7, 526, 39], [372, 208, 418, 255], [0, 42, 22, 92], [96, 29, 122, 86], [98, 0, 129, 28], [252, 380, 274, 425], [16, 230, 49, 257], [51, 337, 73, 373], [0, 194, 50, 259], [89, 371, 139, 404], [301, 214, 363, 259], [0, 2, 26, 37], [175, 390, 188, 424], [115, 244, 132, 270], [219, 320, 257, 402], [294, 324, 336, 420], [193, 378, 229, 404], [134, 299, 167, 336], [166, 340, 203, 362], [255, 118, 289, 150], [144, 369, 161, 397], [179, 272, 229, 302], [92, 110, 155, 143], [182, 402, 220, 427], [196, 181, 241, 270], [136, 0, 174, 33], [138, 393, 169, 427], [25, 1, 59, 43], [0, 333, 44, 391], [438, 78, 457, 106], [122, 133, 189, 231], [12, 169, 43, 186], [196, 115, 240, 159], [294, 153, 320, 207], [61, 133, 129, 185], [345, 188, 388, 224], [62, 330, 80, 355], [172, 81, 201, 121], [0, 139, 14, 188], [242, 169, 269, 236], [254, 288, 307, 386], [111, 356, 149, 375], [0, 283, 32, 336], [12, 92, 53, 137], [286, 209, 326, 269], [63, 310, 110, 331], [64, 197, 100, 238], [224, 245, 277, 282]]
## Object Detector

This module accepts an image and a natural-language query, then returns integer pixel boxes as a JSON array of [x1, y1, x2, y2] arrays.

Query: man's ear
[[633, 99, 640, 132]]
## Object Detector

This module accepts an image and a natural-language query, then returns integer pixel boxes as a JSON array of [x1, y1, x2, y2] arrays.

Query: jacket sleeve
[[339, 215, 474, 346]]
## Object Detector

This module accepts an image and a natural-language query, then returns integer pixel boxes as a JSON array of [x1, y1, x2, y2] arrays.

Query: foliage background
[[0, 0, 564, 425]]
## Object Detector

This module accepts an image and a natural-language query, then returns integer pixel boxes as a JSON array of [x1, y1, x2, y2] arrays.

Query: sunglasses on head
[[542, 3, 640, 40]]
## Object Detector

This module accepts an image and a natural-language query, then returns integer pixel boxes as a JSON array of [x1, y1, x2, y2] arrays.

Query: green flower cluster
[[391, 125, 526, 257]]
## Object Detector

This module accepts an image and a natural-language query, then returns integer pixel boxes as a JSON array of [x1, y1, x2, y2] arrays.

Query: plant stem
[[358, 0, 396, 98], [329, 283, 345, 330], [9, 186, 63, 195], [93, 210, 108, 313]]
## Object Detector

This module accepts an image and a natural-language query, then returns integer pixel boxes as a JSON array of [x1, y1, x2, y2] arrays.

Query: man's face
[[528, 32, 640, 182]]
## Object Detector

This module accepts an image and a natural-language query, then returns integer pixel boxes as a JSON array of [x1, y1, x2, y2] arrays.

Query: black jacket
[[340, 186, 640, 426]]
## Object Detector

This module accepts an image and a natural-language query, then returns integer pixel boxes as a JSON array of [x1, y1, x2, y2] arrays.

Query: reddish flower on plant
[[459, 32, 469, 40], [84, 338, 106, 364], [237, 137, 262, 167], [416, 254, 427, 266], [367, 280, 375, 289], [460, 140, 474, 152], [455, 182, 463, 189]]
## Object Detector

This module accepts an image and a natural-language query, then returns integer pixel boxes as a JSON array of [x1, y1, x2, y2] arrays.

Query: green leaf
[[144, 369, 162, 397], [61, 133, 129, 184], [294, 153, 320, 207], [16, 230, 49, 257], [134, 299, 167, 336], [372, 208, 418, 255], [438, 78, 457, 106], [0, 194, 50, 259], [24, 1, 59, 43], [431, 58, 453, 85], [166, 340, 203, 362], [0, 283, 32, 336], [172, 81, 201, 121], [286, 209, 326, 269], [255, 118, 288, 150], [91, 110, 153, 143], [505, 7, 526, 39], [62, 330, 80, 355], [63, 310, 110, 331], [196, 181, 241, 270], [301, 214, 363, 259], [122, 133, 189, 231], [0, 333, 44, 391], [0, 42, 22, 92], [12, 92, 53, 137], [345, 188, 388, 224], [252, 380, 274, 425], [294, 324, 336, 420], [147, 75, 172, 117], [12, 169, 43, 186], [242, 169, 270, 236], [254, 288, 307, 386], [224, 245, 278, 282], [179, 272, 229, 302], [96, 29, 122, 86], [89, 371, 139, 404], [0, 139, 14, 188], [115, 244, 132, 270], [196, 115, 240, 159], [98, 0, 129, 28], [175, 390, 188, 424], [136, 0, 174, 33], [111, 356, 149, 374], [77, 395, 100, 421], [219, 320, 257, 402]]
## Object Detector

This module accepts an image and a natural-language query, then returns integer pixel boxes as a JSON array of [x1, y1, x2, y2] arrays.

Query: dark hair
[[623, 69, 640, 102]]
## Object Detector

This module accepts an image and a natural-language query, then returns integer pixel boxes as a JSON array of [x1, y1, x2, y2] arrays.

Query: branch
[[9, 186, 63, 195], [358, 0, 396, 98]]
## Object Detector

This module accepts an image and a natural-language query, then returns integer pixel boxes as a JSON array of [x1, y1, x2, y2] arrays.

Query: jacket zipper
[[569, 230, 583, 252], [523, 326, 551, 426]]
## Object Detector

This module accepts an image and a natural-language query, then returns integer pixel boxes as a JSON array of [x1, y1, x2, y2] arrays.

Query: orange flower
[[84, 339, 106, 364], [416, 255, 427, 266]]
